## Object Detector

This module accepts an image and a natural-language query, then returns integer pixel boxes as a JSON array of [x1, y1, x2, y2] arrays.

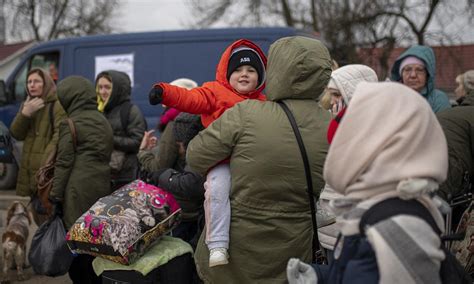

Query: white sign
[[95, 53, 134, 86]]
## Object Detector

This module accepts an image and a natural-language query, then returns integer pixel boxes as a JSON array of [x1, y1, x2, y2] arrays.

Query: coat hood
[[26, 68, 57, 102], [96, 70, 132, 112], [328, 64, 378, 105], [57, 76, 98, 115], [390, 45, 436, 97], [215, 39, 267, 96], [265, 36, 332, 101]]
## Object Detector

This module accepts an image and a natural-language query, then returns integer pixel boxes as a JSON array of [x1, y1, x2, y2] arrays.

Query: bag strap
[[359, 198, 441, 236], [120, 102, 132, 135], [48, 101, 55, 138], [65, 118, 77, 152], [277, 101, 320, 262]]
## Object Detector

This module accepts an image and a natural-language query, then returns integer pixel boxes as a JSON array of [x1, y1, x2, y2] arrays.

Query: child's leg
[[204, 164, 231, 251]]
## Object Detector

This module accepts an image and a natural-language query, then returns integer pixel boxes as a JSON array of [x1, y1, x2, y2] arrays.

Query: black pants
[[101, 253, 194, 284], [68, 254, 101, 284]]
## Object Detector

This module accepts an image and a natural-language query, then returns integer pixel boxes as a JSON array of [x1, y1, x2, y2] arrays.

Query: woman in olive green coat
[[10, 68, 66, 224], [187, 36, 332, 283], [50, 76, 113, 284], [49, 76, 113, 229]]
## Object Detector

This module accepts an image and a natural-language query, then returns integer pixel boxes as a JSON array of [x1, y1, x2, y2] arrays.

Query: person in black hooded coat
[[96, 70, 147, 189]]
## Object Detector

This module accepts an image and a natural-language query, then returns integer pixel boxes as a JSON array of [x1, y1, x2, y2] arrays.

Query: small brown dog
[[2, 201, 31, 281]]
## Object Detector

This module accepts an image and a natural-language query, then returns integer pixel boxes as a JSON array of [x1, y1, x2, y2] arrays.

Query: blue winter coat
[[390, 45, 451, 113], [312, 235, 379, 284]]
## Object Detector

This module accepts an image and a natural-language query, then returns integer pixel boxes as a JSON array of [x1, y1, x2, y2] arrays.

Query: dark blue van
[[0, 27, 319, 189]]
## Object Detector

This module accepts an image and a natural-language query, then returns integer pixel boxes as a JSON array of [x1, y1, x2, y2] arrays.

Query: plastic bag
[[109, 150, 126, 172], [28, 215, 74, 276]]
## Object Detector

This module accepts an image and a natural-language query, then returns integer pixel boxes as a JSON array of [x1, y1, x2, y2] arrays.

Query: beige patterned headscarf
[[324, 82, 448, 200]]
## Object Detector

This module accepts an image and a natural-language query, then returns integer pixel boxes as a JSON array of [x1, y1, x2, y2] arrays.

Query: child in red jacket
[[149, 39, 267, 267]]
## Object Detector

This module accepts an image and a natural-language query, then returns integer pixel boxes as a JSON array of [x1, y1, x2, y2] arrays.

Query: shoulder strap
[[359, 198, 441, 236], [277, 101, 320, 262], [49, 101, 55, 138], [66, 118, 77, 152], [120, 102, 133, 134]]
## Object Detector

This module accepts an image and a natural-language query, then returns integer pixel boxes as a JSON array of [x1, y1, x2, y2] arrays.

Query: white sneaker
[[209, 248, 229, 267]]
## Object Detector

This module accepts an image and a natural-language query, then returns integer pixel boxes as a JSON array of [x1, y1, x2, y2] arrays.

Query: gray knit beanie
[[173, 113, 203, 146]]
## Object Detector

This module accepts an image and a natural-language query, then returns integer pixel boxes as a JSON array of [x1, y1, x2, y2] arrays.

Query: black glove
[[149, 85, 164, 105], [147, 168, 169, 186]]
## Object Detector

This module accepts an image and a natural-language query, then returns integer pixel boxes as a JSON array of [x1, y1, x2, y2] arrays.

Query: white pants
[[204, 164, 231, 250]]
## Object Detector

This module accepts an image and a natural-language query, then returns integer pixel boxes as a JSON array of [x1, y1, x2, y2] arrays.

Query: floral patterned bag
[[66, 180, 181, 265]]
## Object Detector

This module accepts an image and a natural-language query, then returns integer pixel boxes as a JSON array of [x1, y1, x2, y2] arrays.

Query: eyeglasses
[[402, 67, 426, 76]]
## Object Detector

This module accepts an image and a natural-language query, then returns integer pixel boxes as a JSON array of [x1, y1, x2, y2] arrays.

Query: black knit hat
[[173, 113, 204, 147], [226, 47, 265, 86]]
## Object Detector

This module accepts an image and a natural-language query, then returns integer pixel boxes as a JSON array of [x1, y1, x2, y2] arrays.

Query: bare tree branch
[[4, 0, 118, 42]]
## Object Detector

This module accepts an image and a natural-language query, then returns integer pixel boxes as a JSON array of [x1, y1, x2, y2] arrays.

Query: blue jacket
[[312, 235, 379, 284], [391, 45, 451, 113]]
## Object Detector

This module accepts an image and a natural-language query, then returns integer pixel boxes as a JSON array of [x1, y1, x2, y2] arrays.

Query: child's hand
[[140, 130, 158, 151]]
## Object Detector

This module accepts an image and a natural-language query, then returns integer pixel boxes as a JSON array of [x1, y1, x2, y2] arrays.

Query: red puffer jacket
[[155, 39, 267, 127]]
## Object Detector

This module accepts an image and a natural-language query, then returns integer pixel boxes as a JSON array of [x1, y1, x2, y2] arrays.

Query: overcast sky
[[113, 0, 194, 33], [112, 0, 473, 44]]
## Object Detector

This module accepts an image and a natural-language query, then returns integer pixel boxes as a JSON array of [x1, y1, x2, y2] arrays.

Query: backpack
[[119, 101, 148, 134], [359, 198, 472, 284], [109, 102, 132, 175], [35, 114, 77, 216], [119, 101, 132, 134]]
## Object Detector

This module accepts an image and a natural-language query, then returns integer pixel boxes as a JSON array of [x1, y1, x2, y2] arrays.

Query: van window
[[12, 52, 59, 101]]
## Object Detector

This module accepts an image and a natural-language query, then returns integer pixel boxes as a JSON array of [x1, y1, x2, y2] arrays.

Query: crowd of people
[[9, 35, 474, 284]]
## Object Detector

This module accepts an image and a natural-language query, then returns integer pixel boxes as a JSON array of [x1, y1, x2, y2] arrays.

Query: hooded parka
[[187, 36, 332, 284], [10, 68, 66, 197], [50, 76, 113, 229], [457, 87, 474, 106], [97, 70, 146, 185], [437, 88, 474, 200], [390, 45, 451, 113], [155, 39, 267, 128]]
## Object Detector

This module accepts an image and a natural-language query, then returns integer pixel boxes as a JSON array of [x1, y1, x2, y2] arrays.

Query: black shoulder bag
[[277, 101, 325, 264]]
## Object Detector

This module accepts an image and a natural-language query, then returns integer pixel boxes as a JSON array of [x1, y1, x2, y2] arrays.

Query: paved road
[[0, 192, 72, 283]]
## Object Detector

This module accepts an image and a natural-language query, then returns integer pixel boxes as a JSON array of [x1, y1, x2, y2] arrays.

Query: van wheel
[[0, 162, 17, 190]]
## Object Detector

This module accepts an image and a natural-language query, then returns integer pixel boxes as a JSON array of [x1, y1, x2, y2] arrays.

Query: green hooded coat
[[437, 90, 474, 200], [10, 68, 67, 197], [187, 36, 332, 284], [390, 45, 451, 113], [457, 88, 474, 106], [50, 76, 113, 229]]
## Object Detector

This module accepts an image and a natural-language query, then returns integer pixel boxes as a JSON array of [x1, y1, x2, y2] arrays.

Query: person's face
[[27, 73, 44, 97], [454, 77, 465, 100], [97, 77, 112, 101], [229, 65, 259, 94], [49, 63, 58, 80], [328, 88, 343, 106], [401, 64, 427, 93]]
